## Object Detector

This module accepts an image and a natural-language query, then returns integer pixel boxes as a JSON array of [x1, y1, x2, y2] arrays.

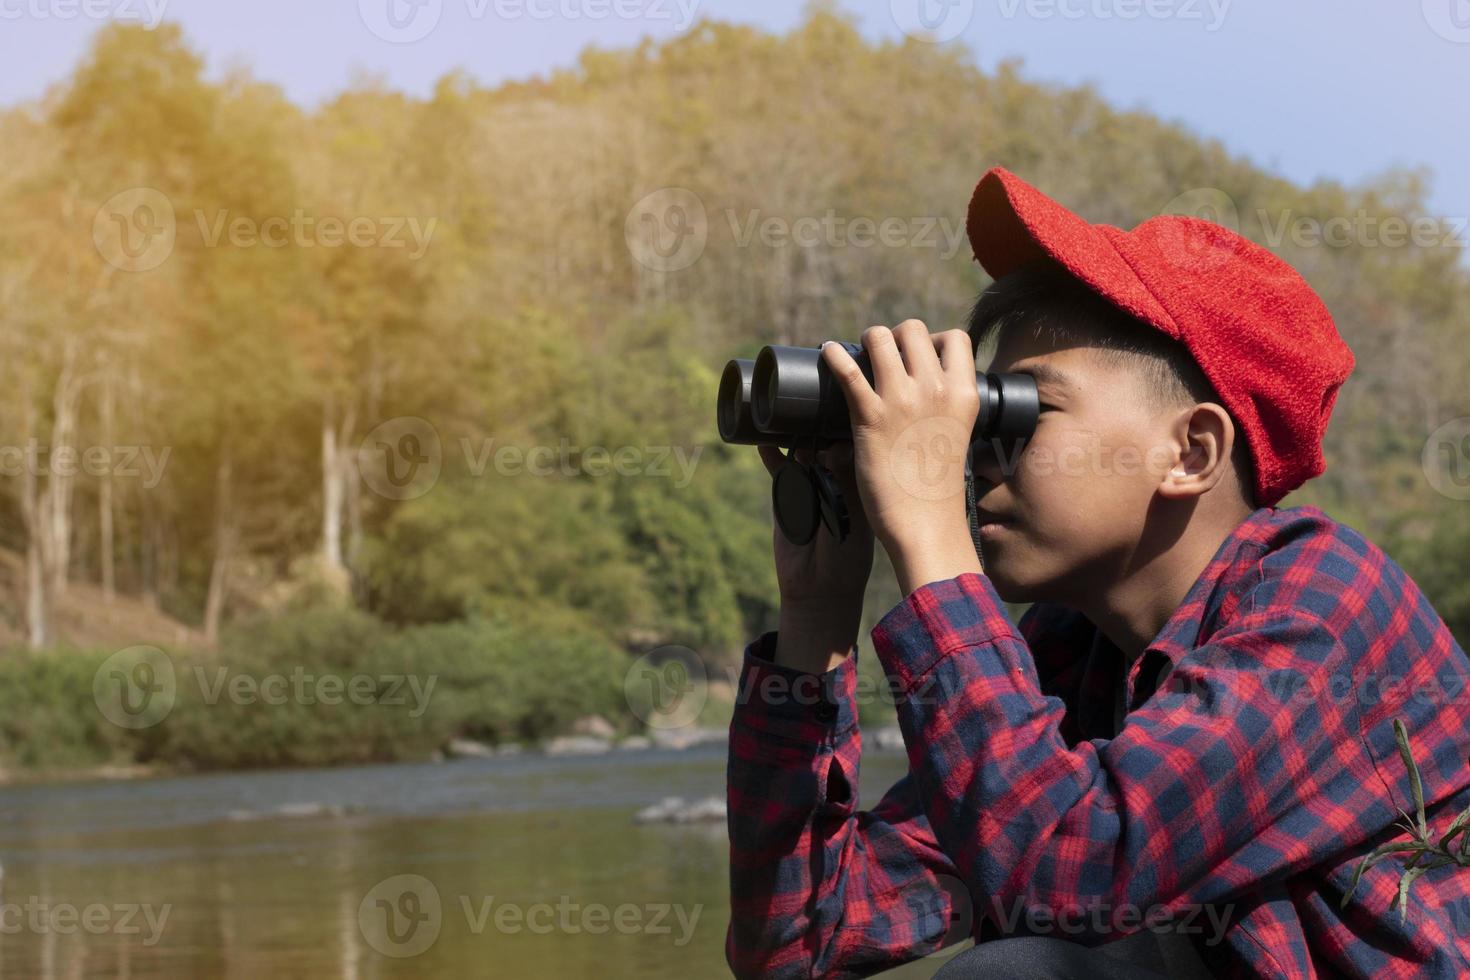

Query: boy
[[725, 167, 1470, 978]]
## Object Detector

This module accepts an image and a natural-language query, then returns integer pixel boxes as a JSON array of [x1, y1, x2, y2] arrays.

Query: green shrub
[[1, 606, 627, 772], [0, 649, 147, 768], [366, 613, 625, 746]]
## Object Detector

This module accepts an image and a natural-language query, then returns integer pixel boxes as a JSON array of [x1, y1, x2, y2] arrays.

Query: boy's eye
[[1038, 403, 1058, 412]]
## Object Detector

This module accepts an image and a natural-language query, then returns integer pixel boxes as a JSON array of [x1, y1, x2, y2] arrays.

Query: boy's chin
[[982, 564, 1019, 601], [981, 563, 1050, 605]]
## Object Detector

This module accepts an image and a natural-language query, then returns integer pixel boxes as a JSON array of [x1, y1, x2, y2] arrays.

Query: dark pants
[[932, 936, 1176, 980]]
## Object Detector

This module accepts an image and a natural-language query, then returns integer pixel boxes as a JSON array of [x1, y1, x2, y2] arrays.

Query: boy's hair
[[966, 258, 1257, 506]]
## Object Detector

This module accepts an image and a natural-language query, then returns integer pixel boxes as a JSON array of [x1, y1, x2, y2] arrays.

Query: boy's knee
[[932, 937, 1079, 980], [932, 936, 1166, 980]]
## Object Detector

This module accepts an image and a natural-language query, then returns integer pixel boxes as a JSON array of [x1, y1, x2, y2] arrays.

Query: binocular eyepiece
[[717, 341, 1040, 450], [717, 340, 1040, 546]]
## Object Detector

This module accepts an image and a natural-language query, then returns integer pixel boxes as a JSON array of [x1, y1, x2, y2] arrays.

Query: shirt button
[[814, 699, 837, 723]]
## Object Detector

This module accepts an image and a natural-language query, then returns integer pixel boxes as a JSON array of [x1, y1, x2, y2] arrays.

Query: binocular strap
[[965, 446, 985, 571]]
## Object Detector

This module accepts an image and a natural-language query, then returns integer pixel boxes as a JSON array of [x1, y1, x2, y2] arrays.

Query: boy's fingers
[[822, 341, 882, 425], [820, 442, 869, 531], [757, 443, 785, 479], [894, 319, 941, 379], [937, 328, 976, 386], [819, 441, 854, 472], [758, 442, 856, 482], [858, 326, 904, 398]]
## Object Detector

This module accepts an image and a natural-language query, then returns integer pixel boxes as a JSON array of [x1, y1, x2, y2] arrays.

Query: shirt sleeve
[[866, 571, 1373, 943], [724, 629, 969, 979]]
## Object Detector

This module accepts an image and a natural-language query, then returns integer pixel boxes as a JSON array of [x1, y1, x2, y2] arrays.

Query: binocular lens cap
[[772, 455, 851, 546], [772, 458, 821, 546]]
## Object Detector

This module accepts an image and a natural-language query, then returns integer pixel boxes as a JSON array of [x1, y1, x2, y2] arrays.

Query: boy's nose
[[969, 436, 1019, 487]]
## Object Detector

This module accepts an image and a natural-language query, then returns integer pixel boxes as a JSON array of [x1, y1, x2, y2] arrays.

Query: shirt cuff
[[729, 629, 860, 743], [870, 572, 1020, 693]]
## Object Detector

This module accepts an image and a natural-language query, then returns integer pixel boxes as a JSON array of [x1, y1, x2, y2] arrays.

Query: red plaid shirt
[[725, 504, 1470, 978]]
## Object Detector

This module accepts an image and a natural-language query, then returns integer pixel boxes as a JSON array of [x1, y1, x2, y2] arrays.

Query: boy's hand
[[821, 321, 984, 594], [757, 440, 874, 607], [757, 440, 874, 674]]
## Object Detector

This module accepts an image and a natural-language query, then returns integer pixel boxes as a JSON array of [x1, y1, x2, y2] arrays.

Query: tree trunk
[[25, 518, 47, 649], [322, 402, 344, 572], [21, 434, 48, 649], [346, 449, 363, 568], [140, 486, 159, 611], [99, 371, 116, 600], [202, 450, 234, 646], [17, 384, 49, 648], [321, 397, 356, 595], [41, 341, 81, 600]]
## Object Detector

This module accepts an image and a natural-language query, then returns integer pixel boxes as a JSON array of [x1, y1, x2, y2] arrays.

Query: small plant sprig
[[1341, 718, 1470, 920]]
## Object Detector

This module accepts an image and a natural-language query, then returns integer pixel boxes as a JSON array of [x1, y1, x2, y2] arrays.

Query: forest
[[1, 6, 1466, 770]]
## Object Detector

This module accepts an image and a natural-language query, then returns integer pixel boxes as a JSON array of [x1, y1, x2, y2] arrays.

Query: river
[[0, 745, 963, 978]]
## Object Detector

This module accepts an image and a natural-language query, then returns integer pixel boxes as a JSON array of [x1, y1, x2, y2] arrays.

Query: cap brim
[[966, 167, 1175, 334]]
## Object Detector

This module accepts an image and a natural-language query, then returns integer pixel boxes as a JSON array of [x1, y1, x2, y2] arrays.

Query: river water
[[0, 745, 962, 978]]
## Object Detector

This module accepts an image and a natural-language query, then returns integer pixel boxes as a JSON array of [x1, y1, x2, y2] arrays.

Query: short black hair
[[967, 257, 1256, 503]]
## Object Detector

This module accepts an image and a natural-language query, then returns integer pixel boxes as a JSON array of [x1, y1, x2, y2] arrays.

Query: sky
[[2, 0, 1468, 224]]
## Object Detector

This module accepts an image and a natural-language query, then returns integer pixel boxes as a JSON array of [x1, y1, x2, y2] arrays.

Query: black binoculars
[[717, 341, 1040, 545]]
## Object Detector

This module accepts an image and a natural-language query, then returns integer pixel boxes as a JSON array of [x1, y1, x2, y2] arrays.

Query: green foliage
[[367, 614, 624, 746], [171, 609, 623, 767], [4, 8, 1470, 775], [0, 649, 139, 768], [219, 606, 384, 668], [362, 476, 657, 631], [1343, 719, 1470, 920], [0, 609, 626, 771], [1380, 505, 1470, 649]]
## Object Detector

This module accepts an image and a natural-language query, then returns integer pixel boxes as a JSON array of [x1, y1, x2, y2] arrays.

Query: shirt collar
[[1142, 504, 1289, 661], [1114, 504, 1295, 718]]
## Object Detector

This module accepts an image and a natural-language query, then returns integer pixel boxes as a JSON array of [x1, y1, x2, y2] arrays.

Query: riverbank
[[0, 607, 637, 774], [0, 717, 910, 787], [1, 601, 912, 783]]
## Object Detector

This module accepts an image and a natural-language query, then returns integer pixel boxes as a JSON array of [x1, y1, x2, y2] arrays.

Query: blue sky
[[2, 0, 1467, 223]]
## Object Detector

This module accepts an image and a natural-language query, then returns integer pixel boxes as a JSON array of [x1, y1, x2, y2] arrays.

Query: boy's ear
[[1156, 402, 1234, 500]]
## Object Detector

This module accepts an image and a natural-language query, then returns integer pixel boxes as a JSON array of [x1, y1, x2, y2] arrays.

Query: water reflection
[[0, 747, 953, 978]]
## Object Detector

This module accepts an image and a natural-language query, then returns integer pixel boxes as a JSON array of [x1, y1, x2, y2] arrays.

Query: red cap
[[965, 167, 1355, 508]]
